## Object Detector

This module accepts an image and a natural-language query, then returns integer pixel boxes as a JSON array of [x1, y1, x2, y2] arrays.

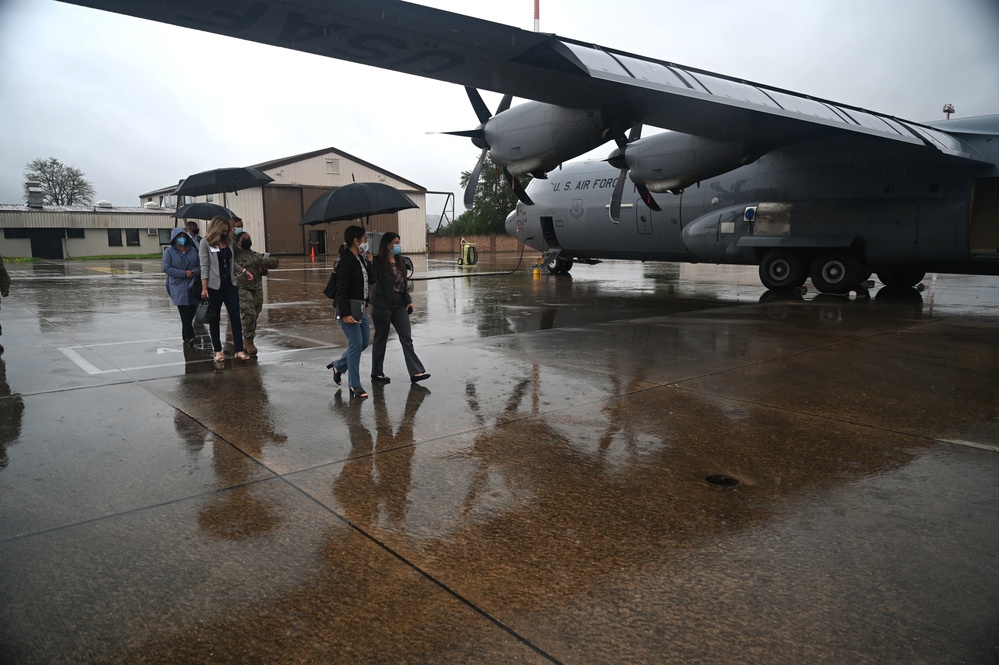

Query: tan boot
[[244, 338, 257, 355]]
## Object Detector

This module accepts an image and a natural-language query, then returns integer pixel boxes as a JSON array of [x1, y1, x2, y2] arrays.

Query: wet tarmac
[[0, 254, 997, 664]]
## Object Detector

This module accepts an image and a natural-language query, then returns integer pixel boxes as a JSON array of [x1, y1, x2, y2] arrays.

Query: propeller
[[607, 124, 660, 223], [437, 87, 534, 208]]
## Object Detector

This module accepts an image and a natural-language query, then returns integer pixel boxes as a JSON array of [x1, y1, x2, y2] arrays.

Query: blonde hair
[[204, 216, 231, 247]]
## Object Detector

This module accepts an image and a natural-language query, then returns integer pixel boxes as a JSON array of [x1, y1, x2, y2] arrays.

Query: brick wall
[[428, 233, 521, 253]]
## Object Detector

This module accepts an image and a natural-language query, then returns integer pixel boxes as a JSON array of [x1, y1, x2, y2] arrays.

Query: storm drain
[[705, 474, 739, 488]]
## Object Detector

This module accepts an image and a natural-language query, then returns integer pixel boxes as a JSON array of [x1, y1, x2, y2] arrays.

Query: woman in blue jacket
[[162, 227, 201, 345]]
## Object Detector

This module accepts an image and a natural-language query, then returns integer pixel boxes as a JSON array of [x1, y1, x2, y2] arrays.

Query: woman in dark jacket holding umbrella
[[162, 227, 201, 345], [368, 232, 429, 384], [327, 225, 371, 398]]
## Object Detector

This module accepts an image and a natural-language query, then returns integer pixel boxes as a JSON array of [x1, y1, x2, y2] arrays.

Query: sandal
[[235, 352, 250, 361], [349, 387, 368, 398], [214, 352, 225, 363], [327, 363, 342, 385]]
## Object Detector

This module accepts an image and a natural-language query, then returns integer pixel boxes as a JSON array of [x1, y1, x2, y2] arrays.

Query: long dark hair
[[338, 224, 366, 257], [375, 232, 404, 277]]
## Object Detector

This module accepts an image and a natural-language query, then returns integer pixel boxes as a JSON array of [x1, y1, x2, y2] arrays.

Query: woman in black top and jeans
[[327, 225, 371, 398]]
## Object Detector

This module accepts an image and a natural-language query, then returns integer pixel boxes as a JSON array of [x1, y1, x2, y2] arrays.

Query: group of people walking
[[327, 225, 429, 399], [165, 219, 428, 392], [162, 215, 278, 364]]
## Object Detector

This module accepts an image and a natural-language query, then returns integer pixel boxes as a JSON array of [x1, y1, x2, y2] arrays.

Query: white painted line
[[60, 345, 336, 375], [59, 347, 105, 375], [939, 439, 999, 453]]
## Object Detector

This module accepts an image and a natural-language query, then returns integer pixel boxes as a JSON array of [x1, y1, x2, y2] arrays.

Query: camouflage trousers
[[239, 287, 264, 339]]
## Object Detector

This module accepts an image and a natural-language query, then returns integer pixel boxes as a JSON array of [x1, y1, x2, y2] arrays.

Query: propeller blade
[[505, 169, 534, 206], [636, 183, 661, 212], [433, 129, 486, 140], [465, 87, 492, 125], [628, 123, 643, 142], [464, 148, 487, 209], [609, 169, 627, 223], [495, 94, 513, 115]]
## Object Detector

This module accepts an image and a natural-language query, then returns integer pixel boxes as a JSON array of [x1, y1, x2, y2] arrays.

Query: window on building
[[66, 228, 85, 239], [108, 229, 122, 246], [206, 194, 214, 203], [125, 229, 141, 246], [162, 195, 177, 209], [326, 157, 340, 175], [158, 229, 172, 245], [4, 229, 30, 239]]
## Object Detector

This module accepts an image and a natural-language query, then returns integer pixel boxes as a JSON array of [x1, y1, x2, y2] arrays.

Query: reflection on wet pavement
[[0, 255, 997, 663]]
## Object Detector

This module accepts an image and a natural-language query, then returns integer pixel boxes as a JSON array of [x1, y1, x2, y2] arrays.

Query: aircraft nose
[[505, 209, 520, 237]]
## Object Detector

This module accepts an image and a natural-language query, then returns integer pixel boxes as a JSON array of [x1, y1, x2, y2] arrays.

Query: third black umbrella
[[300, 182, 418, 226]]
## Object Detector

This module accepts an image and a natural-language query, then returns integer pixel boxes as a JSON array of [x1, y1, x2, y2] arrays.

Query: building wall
[[0, 208, 178, 258]]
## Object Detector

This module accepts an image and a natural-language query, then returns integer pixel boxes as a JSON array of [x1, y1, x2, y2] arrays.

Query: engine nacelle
[[485, 102, 611, 177], [608, 132, 764, 192]]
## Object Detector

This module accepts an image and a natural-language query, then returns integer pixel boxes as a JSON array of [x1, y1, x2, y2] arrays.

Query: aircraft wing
[[58, 0, 984, 162]]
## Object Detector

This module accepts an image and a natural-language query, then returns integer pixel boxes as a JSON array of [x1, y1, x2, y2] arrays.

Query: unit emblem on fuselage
[[570, 199, 585, 220]]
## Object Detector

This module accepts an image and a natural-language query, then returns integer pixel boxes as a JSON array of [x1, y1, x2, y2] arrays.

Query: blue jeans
[[332, 310, 370, 389]]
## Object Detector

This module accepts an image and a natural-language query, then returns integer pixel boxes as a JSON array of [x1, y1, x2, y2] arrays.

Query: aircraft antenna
[[534, 0, 540, 32]]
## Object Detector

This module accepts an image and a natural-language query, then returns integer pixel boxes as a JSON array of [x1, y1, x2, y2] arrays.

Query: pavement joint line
[[280, 477, 563, 665], [939, 439, 999, 453]]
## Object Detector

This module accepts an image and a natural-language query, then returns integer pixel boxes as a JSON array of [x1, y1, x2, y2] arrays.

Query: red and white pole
[[534, 0, 540, 32]]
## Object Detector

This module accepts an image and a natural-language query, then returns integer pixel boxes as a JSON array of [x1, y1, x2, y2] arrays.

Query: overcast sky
[[1, 0, 997, 216]]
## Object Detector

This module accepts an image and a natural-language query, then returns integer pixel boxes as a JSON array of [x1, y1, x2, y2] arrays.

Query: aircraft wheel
[[810, 250, 866, 295], [546, 256, 573, 275], [759, 250, 807, 290], [876, 268, 925, 288]]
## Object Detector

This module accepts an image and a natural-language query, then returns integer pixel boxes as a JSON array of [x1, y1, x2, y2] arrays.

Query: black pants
[[177, 304, 197, 341], [207, 281, 243, 353]]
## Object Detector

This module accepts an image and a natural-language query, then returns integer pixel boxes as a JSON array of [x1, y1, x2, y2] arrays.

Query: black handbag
[[194, 298, 219, 325]]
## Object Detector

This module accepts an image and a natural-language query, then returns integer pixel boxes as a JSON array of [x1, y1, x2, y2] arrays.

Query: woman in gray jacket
[[199, 215, 253, 362]]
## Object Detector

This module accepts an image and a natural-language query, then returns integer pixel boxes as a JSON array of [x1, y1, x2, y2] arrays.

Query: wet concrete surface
[[0, 254, 997, 663]]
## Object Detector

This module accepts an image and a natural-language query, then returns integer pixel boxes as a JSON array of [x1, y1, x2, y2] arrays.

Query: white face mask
[[358, 242, 368, 254]]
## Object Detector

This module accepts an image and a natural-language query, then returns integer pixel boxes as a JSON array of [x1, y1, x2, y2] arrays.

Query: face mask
[[176, 237, 187, 246], [240, 239, 252, 250], [391, 244, 402, 255], [189, 227, 199, 236], [234, 227, 244, 235], [358, 242, 368, 254]]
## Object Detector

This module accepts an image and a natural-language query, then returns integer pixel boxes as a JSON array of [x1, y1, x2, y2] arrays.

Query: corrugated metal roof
[[0, 205, 177, 229]]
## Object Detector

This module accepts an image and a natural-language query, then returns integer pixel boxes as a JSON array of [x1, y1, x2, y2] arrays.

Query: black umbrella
[[299, 182, 418, 226], [173, 167, 274, 198], [170, 202, 235, 220]]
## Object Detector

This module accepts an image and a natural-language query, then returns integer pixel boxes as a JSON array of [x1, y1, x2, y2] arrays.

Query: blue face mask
[[234, 227, 244, 235], [391, 244, 402, 255], [176, 237, 187, 246]]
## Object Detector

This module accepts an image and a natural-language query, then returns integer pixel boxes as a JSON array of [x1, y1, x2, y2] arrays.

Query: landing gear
[[809, 250, 867, 295], [876, 268, 925, 289], [759, 250, 808, 291], [546, 256, 574, 275]]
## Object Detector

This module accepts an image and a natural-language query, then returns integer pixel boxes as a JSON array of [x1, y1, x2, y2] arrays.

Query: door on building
[[29, 229, 64, 259], [309, 229, 327, 255]]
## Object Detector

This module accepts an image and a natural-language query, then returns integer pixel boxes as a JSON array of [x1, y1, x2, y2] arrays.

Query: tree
[[23, 157, 95, 205], [447, 153, 526, 235]]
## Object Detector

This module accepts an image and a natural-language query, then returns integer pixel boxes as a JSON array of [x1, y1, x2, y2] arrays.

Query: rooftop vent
[[143, 201, 160, 209], [25, 180, 43, 208], [96, 200, 113, 208]]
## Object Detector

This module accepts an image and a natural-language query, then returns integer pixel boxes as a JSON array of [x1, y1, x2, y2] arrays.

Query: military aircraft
[[59, 0, 999, 294]]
